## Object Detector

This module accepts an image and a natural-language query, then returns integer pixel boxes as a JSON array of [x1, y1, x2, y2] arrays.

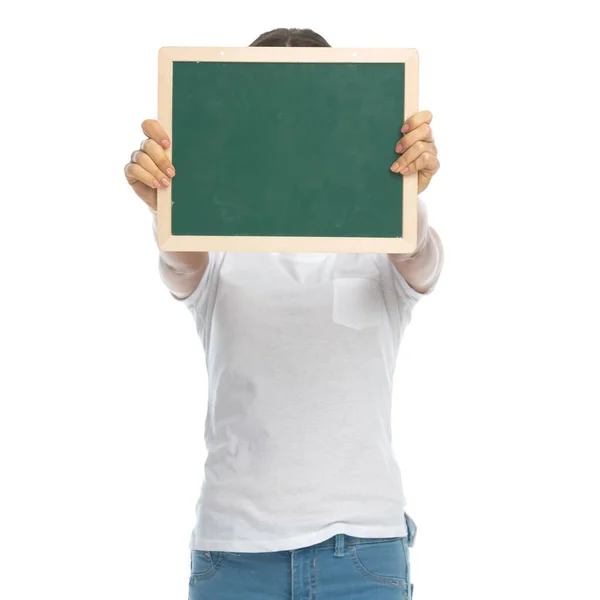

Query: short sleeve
[[387, 255, 441, 309], [170, 252, 224, 320], [391, 264, 428, 304], [388, 226, 444, 308]]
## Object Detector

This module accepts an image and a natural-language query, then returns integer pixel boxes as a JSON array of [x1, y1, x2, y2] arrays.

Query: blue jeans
[[188, 514, 417, 599]]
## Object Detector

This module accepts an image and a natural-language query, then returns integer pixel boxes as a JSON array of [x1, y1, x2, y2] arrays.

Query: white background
[[1, 1, 599, 599]]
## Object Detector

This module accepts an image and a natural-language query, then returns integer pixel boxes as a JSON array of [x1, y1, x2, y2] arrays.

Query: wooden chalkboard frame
[[157, 46, 419, 253]]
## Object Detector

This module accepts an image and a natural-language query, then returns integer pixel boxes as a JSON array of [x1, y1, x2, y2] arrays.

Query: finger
[[400, 110, 433, 134], [390, 141, 436, 173], [140, 138, 176, 179], [395, 122, 434, 153], [124, 162, 160, 189], [141, 119, 171, 149], [395, 151, 440, 176], [131, 150, 171, 188]]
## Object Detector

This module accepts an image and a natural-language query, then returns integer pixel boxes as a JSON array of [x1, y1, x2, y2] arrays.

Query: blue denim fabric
[[188, 513, 417, 599]]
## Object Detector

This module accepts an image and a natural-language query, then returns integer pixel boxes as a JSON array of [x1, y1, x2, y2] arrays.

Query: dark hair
[[250, 28, 330, 48]]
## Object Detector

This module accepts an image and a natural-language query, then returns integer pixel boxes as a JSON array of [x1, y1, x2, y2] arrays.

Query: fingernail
[[161, 178, 170, 187], [152, 179, 159, 188], [401, 124, 409, 133], [166, 168, 175, 178], [400, 167, 409, 174], [162, 139, 171, 149], [396, 143, 403, 153], [390, 162, 400, 172]]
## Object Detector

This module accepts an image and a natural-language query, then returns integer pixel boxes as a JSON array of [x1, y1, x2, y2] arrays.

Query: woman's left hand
[[390, 110, 440, 194]]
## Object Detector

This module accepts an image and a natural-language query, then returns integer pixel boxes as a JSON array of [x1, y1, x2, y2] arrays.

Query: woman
[[124, 27, 443, 600]]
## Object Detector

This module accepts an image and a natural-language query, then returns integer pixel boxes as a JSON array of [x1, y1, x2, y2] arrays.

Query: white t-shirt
[[177, 251, 428, 552]]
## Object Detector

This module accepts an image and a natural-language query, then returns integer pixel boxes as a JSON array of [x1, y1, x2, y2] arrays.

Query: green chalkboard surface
[[157, 47, 419, 253]]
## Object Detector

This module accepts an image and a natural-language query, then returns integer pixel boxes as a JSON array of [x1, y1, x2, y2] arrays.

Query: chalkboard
[[157, 47, 419, 253]]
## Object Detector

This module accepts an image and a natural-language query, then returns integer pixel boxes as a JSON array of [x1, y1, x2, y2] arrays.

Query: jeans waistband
[[314, 512, 418, 555]]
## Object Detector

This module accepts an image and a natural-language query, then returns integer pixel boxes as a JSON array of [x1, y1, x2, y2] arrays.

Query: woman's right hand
[[124, 120, 176, 212]]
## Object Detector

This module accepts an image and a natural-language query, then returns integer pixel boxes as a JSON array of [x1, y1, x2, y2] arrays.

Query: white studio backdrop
[[1, 1, 598, 599]]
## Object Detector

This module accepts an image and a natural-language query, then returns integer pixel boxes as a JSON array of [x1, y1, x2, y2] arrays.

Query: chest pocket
[[332, 278, 384, 330]]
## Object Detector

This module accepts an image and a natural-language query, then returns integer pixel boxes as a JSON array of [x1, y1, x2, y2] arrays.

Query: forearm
[[150, 208, 208, 274], [388, 197, 444, 294]]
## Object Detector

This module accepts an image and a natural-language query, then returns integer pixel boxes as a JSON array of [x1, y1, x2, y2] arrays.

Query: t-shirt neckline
[[271, 252, 331, 262]]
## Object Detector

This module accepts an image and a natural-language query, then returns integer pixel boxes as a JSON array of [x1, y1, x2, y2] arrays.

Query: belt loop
[[334, 534, 345, 557]]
